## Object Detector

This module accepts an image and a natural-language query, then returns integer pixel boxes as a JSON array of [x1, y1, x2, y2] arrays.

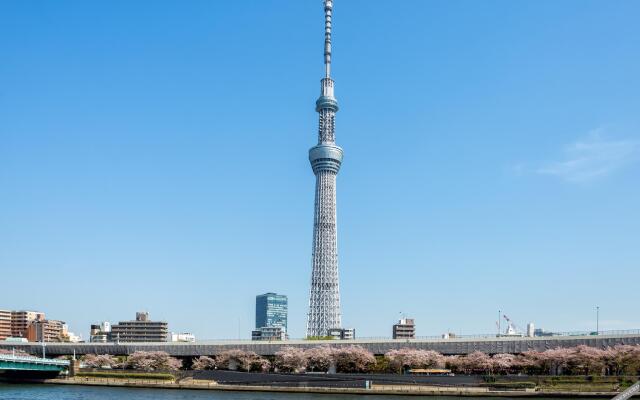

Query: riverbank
[[37, 377, 631, 397]]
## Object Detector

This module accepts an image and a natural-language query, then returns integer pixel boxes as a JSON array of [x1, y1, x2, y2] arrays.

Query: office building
[[252, 326, 286, 341], [0, 310, 11, 340], [110, 312, 168, 342], [255, 293, 288, 332], [393, 318, 416, 339]]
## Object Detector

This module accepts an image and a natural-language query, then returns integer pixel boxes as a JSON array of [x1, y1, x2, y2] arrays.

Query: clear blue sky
[[1, 0, 639, 340]]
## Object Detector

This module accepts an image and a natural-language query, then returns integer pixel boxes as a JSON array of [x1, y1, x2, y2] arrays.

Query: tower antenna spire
[[323, 0, 333, 78]]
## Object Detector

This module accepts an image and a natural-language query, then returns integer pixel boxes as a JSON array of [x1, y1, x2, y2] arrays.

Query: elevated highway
[[2, 331, 640, 357]]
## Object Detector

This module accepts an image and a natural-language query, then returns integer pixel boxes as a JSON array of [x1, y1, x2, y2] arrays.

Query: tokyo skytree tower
[[306, 0, 343, 337]]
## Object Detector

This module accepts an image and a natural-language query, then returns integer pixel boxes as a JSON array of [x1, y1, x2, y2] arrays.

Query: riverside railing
[[192, 328, 640, 343]]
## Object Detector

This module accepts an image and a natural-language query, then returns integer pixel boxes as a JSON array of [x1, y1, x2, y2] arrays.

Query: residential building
[[65, 331, 83, 343], [342, 328, 356, 340], [11, 311, 45, 338], [90, 324, 109, 343], [393, 318, 416, 339], [255, 293, 288, 333], [110, 312, 168, 342], [252, 326, 286, 341], [26, 319, 66, 342], [0, 310, 11, 340], [328, 327, 356, 340], [90, 322, 112, 343]]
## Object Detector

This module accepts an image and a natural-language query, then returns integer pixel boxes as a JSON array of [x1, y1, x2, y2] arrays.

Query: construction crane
[[502, 314, 524, 336]]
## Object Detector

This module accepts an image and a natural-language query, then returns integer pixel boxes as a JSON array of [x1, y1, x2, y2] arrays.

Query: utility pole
[[596, 306, 600, 335]]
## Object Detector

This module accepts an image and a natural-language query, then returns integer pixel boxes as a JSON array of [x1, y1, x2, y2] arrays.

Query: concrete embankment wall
[[42, 377, 631, 398]]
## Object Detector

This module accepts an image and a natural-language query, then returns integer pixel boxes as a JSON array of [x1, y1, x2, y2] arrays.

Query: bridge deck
[[0, 354, 69, 371]]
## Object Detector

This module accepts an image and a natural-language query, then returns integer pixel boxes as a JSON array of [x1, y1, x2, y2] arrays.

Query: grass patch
[[76, 372, 175, 381]]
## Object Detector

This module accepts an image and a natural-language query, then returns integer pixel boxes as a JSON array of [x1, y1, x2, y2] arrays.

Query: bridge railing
[[193, 329, 640, 343]]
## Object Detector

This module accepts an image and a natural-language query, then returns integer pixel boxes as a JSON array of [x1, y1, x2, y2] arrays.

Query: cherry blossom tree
[[82, 354, 117, 369], [251, 356, 272, 373], [606, 345, 640, 375], [333, 345, 376, 373], [216, 350, 270, 372], [539, 347, 575, 375], [274, 347, 307, 373], [491, 353, 516, 374], [0, 349, 31, 357], [191, 356, 216, 370], [385, 348, 445, 372], [571, 345, 607, 375], [449, 351, 493, 374], [467, 351, 494, 374], [305, 346, 334, 372], [518, 351, 545, 374], [126, 351, 182, 371]]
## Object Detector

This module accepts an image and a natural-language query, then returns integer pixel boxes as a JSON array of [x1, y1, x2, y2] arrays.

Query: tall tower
[[307, 0, 343, 338]]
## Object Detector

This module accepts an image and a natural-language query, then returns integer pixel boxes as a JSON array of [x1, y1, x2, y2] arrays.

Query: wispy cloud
[[537, 130, 639, 183]]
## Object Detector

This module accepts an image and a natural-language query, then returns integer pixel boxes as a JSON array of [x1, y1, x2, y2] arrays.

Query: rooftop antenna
[[323, 0, 333, 78]]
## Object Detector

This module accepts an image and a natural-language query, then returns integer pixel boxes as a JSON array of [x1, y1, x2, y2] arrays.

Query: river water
[[0, 384, 585, 400]]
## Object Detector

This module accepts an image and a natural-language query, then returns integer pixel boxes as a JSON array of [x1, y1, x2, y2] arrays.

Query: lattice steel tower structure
[[306, 0, 343, 338]]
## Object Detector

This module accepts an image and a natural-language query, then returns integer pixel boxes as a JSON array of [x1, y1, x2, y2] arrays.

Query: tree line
[[80, 344, 640, 375]]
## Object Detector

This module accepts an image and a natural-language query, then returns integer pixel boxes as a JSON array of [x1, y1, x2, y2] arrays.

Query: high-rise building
[[110, 312, 168, 342], [393, 318, 416, 339], [11, 311, 45, 338], [255, 293, 288, 332], [307, 0, 343, 338], [0, 310, 11, 340]]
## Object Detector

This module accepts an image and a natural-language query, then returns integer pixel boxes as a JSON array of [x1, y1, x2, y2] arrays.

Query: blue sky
[[1, 0, 639, 340]]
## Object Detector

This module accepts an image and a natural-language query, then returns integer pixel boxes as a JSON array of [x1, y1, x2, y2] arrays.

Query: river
[[0, 384, 588, 400]]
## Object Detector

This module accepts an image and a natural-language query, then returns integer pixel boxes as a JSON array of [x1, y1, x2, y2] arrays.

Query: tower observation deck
[[306, 0, 343, 338]]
